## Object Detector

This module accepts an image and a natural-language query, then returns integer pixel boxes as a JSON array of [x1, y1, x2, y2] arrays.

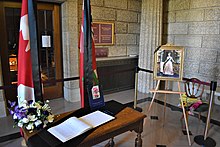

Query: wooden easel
[[148, 80, 191, 146]]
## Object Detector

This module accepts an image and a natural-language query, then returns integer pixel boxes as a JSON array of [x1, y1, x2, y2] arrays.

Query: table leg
[[134, 119, 144, 147], [135, 132, 142, 147], [105, 138, 115, 147]]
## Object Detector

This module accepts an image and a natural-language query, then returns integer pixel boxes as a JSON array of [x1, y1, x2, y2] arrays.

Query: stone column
[[61, 0, 80, 102], [0, 56, 6, 117], [138, 0, 163, 93]]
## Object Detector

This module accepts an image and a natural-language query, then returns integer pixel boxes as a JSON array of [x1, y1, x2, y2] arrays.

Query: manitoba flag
[[17, 0, 35, 106], [79, 0, 99, 108]]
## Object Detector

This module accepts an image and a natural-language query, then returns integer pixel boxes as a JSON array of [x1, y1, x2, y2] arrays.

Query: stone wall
[[80, 0, 142, 56], [163, 0, 220, 85], [0, 57, 6, 117], [61, 0, 80, 102]]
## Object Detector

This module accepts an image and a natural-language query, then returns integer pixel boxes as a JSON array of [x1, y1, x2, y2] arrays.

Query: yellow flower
[[35, 102, 42, 109], [47, 115, 54, 123]]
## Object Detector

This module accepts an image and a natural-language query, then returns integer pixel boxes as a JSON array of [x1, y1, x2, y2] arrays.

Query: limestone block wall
[[163, 0, 220, 85], [0, 57, 6, 117], [79, 0, 142, 56], [61, 0, 80, 102]]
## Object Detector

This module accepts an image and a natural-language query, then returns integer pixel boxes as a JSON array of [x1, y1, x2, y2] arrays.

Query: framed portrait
[[153, 45, 184, 81]]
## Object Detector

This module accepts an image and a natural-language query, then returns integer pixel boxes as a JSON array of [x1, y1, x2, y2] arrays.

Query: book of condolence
[[48, 110, 115, 142]]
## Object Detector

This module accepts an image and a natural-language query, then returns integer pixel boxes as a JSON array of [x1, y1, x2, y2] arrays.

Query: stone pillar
[[0, 56, 6, 117], [61, 0, 80, 102], [138, 0, 163, 93]]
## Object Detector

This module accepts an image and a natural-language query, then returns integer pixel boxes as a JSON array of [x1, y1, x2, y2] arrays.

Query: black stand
[[133, 66, 153, 112], [194, 135, 216, 147], [133, 66, 142, 112], [194, 81, 217, 147]]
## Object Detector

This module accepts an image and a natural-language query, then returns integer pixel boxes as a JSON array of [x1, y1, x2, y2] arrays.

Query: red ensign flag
[[17, 0, 35, 106], [79, 0, 98, 108], [79, 7, 84, 107]]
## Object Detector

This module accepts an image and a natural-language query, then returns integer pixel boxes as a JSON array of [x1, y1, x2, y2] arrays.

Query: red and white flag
[[17, 0, 35, 106], [79, 0, 99, 108]]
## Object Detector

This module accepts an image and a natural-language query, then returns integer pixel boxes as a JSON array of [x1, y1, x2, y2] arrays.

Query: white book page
[[79, 110, 115, 128], [48, 117, 91, 142]]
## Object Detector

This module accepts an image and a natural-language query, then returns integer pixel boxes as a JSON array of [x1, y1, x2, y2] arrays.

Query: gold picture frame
[[92, 22, 114, 46], [153, 45, 184, 81]]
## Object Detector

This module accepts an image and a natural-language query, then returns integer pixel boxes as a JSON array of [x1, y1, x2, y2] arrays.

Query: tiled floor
[[1, 89, 220, 147]]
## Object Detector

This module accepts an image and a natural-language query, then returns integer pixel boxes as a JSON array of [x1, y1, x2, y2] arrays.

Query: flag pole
[[28, 0, 43, 101]]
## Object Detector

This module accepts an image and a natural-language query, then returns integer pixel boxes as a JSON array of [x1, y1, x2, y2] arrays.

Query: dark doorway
[[0, 1, 63, 103]]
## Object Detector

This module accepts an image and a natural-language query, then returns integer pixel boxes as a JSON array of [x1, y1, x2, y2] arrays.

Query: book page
[[48, 117, 91, 142], [79, 110, 115, 128]]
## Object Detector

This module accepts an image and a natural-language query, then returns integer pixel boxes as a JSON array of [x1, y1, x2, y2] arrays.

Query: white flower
[[13, 114, 18, 119], [10, 99, 54, 131], [26, 123, 34, 130], [18, 121, 23, 128], [19, 100, 28, 108], [30, 104, 37, 108], [27, 115, 37, 122], [47, 115, 54, 123], [34, 120, 42, 127], [22, 117, 29, 123], [37, 109, 41, 116], [43, 124, 46, 128], [43, 120, 49, 128], [44, 120, 48, 125]]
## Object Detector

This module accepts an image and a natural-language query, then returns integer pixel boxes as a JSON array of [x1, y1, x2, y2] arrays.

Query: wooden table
[[23, 102, 146, 147]]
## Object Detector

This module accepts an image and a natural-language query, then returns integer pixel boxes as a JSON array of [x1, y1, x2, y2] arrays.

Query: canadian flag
[[17, 0, 35, 106]]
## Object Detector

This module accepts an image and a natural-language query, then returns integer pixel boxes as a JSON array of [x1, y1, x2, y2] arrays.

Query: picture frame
[[153, 45, 184, 81], [92, 22, 114, 46]]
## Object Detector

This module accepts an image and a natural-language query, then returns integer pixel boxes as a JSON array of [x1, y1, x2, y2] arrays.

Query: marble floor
[[0, 89, 220, 147]]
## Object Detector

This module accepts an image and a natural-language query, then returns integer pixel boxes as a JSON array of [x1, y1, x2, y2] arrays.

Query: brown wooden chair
[[181, 78, 209, 121]]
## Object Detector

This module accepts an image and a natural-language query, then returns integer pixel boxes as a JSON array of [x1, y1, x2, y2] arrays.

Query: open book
[[48, 110, 115, 142]]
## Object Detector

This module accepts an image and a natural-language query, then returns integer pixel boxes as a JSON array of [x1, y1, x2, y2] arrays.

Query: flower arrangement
[[8, 100, 54, 133]]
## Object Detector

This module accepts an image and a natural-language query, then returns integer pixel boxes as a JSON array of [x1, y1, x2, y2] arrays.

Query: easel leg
[[178, 82, 191, 146], [148, 80, 160, 113], [163, 81, 168, 125]]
